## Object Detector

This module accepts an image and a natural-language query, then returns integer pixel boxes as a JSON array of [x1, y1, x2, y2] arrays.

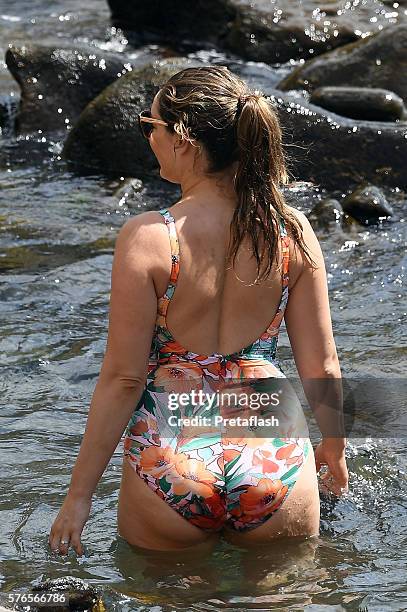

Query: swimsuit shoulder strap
[[156, 209, 180, 323], [279, 216, 290, 289]]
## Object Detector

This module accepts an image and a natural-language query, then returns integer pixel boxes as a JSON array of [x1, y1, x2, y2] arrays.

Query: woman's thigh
[[222, 442, 320, 547], [117, 457, 219, 551]]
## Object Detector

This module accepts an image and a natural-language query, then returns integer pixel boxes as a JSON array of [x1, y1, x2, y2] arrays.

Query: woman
[[49, 66, 348, 556]]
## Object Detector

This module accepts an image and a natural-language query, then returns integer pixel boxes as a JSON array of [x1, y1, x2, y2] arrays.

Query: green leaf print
[[272, 438, 288, 448], [224, 454, 242, 476], [250, 472, 268, 480], [170, 494, 187, 504], [143, 391, 157, 415], [226, 488, 246, 501], [281, 478, 296, 489], [158, 477, 171, 494], [226, 471, 246, 490], [178, 434, 221, 453], [190, 494, 212, 516], [280, 465, 300, 482]]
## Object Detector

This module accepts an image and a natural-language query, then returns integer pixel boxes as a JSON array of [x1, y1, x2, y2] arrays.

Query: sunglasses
[[138, 109, 169, 139]]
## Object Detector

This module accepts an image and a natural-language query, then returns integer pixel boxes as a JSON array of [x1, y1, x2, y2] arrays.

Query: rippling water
[[1, 1, 407, 610]]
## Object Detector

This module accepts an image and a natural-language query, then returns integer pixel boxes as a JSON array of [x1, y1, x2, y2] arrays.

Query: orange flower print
[[217, 448, 241, 471], [239, 478, 289, 517], [275, 442, 304, 467], [205, 360, 224, 378], [154, 362, 203, 394], [167, 454, 217, 498], [129, 415, 157, 437], [252, 448, 279, 473], [233, 358, 284, 379], [123, 437, 133, 452], [189, 493, 225, 530], [139, 445, 176, 478], [223, 436, 266, 449]]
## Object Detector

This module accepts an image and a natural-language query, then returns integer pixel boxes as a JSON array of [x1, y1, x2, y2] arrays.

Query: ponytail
[[229, 93, 317, 283]]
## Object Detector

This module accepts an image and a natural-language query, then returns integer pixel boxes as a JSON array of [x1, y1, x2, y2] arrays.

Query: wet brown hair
[[158, 65, 316, 283]]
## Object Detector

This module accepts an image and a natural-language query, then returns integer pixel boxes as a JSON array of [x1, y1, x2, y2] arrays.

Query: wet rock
[[342, 184, 393, 224], [63, 61, 407, 187], [279, 24, 407, 102], [5, 43, 141, 134], [62, 57, 203, 177], [308, 199, 344, 227], [0, 94, 17, 133], [265, 89, 407, 188], [310, 87, 407, 122], [107, 0, 235, 49], [223, 1, 359, 64], [30, 575, 104, 611], [113, 177, 144, 200], [107, 0, 406, 64]]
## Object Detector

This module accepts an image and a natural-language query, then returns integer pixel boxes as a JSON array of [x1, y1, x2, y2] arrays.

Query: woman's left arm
[[49, 213, 159, 556]]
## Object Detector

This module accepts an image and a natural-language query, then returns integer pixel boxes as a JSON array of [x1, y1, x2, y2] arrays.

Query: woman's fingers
[[70, 534, 84, 556], [321, 456, 349, 496], [49, 528, 83, 556], [49, 529, 62, 554], [59, 532, 71, 555], [48, 494, 91, 556], [329, 454, 349, 491], [314, 440, 349, 496]]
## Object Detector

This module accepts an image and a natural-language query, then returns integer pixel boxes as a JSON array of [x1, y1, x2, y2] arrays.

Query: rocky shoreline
[[2, 1, 405, 224]]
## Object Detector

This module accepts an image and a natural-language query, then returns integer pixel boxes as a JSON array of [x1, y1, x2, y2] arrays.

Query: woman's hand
[[314, 438, 349, 496], [48, 493, 92, 556]]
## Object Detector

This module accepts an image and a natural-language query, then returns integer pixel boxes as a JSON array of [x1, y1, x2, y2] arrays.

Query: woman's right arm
[[284, 208, 349, 495]]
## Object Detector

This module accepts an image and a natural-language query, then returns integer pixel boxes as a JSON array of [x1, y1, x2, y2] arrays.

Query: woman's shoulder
[[284, 204, 308, 227], [114, 211, 171, 264]]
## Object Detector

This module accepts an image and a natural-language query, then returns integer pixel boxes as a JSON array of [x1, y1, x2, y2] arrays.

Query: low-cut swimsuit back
[[123, 208, 311, 532]]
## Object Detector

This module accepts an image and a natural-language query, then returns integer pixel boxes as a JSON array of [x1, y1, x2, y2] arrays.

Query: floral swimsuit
[[123, 208, 311, 532]]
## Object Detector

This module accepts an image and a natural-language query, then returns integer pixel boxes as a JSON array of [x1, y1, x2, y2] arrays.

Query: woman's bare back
[[150, 198, 304, 358]]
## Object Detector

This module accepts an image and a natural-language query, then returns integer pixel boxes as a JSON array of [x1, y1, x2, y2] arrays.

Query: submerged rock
[[310, 87, 407, 122], [342, 184, 393, 224], [63, 57, 203, 177], [5, 43, 140, 133], [308, 199, 344, 228], [278, 24, 407, 102], [107, 0, 405, 64]]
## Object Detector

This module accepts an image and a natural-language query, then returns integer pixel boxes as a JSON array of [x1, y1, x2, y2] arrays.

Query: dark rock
[[223, 1, 359, 64], [278, 24, 407, 102], [30, 575, 102, 612], [266, 89, 407, 188], [107, 0, 406, 64], [107, 0, 235, 49], [0, 94, 18, 133], [310, 87, 407, 122], [342, 184, 393, 224], [308, 198, 344, 227], [62, 57, 203, 177], [5, 43, 144, 134], [63, 60, 407, 187]]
